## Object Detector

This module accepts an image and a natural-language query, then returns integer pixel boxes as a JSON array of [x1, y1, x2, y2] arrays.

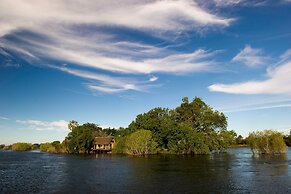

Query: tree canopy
[[115, 97, 233, 154], [65, 122, 103, 154], [125, 130, 158, 155]]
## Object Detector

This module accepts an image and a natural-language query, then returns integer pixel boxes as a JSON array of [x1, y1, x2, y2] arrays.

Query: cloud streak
[[232, 45, 269, 67], [0, 0, 232, 93], [0, 116, 10, 120], [221, 101, 291, 113], [16, 119, 68, 131], [0, 0, 232, 37], [209, 50, 291, 95]]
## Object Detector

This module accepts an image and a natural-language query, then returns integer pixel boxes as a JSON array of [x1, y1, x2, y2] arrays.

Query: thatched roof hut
[[93, 136, 115, 153]]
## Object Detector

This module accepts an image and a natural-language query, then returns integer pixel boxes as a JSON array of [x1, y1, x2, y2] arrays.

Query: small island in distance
[[2, 97, 290, 156]]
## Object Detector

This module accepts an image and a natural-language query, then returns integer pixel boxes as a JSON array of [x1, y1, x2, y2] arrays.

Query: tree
[[167, 123, 211, 154], [128, 108, 176, 149], [216, 130, 237, 150], [0, 144, 5, 149], [248, 130, 287, 154], [125, 130, 158, 155], [103, 127, 117, 136], [65, 123, 103, 154], [283, 129, 291, 147], [126, 97, 230, 154], [235, 135, 246, 145], [175, 97, 227, 133], [68, 120, 79, 131]]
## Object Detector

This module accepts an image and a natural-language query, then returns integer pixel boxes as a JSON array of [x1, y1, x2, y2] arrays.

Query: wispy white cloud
[[209, 51, 291, 95], [0, 0, 232, 37], [16, 119, 68, 131], [0, 20, 220, 75], [232, 45, 269, 67], [0, 0, 231, 93], [87, 85, 128, 94], [0, 116, 10, 120], [208, 0, 280, 7], [149, 76, 158, 82], [52, 66, 160, 93], [213, 0, 245, 6], [1, 29, 219, 92], [279, 49, 291, 63], [221, 102, 291, 113]]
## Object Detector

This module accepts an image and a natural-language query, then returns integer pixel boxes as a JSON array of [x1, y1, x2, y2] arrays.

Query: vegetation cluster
[[40, 141, 66, 153], [247, 130, 287, 154], [11, 142, 32, 151], [283, 130, 291, 147], [112, 97, 237, 155], [2, 97, 289, 156]]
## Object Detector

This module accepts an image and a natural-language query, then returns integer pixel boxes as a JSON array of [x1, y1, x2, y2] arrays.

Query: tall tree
[[68, 120, 79, 131], [175, 97, 227, 133], [65, 123, 103, 153], [128, 108, 177, 149]]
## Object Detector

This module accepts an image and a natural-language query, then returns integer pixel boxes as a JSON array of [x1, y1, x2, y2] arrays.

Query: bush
[[112, 136, 127, 154], [0, 144, 5, 149], [11, 142, 32, 151], [248, 130, 287, 154], [40, 142, 66, 153], [40, 143, 52, 152], [125, 130, 158, 155]]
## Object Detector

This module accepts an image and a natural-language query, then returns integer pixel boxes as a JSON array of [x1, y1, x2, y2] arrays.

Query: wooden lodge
[[92, 136, 115, 153]]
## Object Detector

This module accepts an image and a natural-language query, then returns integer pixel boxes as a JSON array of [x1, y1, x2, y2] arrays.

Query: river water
[[0, 148, 291, 193]]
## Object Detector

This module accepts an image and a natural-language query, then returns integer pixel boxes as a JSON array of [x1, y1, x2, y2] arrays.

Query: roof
[[94, 136, 114, 145]]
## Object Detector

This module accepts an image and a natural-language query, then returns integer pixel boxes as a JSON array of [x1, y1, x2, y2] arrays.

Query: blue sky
[[1, 0, 291, 144]]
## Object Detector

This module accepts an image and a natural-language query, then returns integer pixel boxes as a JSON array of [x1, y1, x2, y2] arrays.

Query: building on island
[[92, 136, 115, 153]]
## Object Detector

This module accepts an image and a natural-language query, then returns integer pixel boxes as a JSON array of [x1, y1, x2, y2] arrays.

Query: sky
[[1, 0, 291, 144]]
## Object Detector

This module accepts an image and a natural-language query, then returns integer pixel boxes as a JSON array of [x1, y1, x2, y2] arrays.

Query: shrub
[[248, 130, 287, 154], [112, 136, 127, 154], [40, 142, 66, 153], [40, 143, 52, 152], [11, 142, 32, 151], [125, 130, 158, 155]]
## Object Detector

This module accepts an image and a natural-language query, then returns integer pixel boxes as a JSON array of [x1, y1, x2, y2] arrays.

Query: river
[[1, 147, 291, 193]]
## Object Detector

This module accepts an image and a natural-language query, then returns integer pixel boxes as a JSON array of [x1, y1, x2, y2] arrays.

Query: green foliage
[[40, 143, 51, 152], [68, 120, 79, 131], [175, 97, 227, 132], [0, 144, 5, 149], [284, 130, 291, 147], [65, 123, 104, 154], [235, 135, 247, 145], [112, 136, 127, 154], [11, 142, 32, 151], [126, 97, 231, 154], [248, 130, 287, 154], [40, 141, 66, 153], [32, 143, 40, 150], [125, 130, 158, 155], [114, 127, 131, 137], [128, 108, 176, 149], [103, 127, 117, 136], [167, 125, 211, 154], [216, 130, 237, 150]]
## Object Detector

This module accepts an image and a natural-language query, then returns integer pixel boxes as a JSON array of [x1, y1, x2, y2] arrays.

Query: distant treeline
[[1, 97, 290, 155]]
